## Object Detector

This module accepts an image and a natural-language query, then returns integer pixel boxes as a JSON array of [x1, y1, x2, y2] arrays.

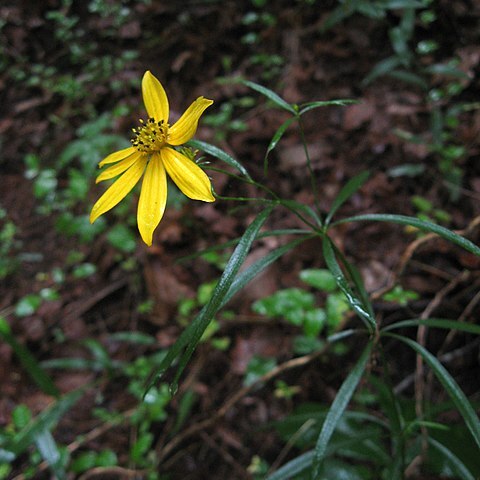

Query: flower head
[[90, 71, 215, 246]]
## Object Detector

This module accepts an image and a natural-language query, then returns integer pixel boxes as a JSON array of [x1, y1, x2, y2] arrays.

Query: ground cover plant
[[1, 1, 480, 479]]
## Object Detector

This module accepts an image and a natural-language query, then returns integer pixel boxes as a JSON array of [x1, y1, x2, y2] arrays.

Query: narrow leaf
[[280, 199, 323, 228], [265, 116, 296, 173], [322, 237, 376, 331], [340, 251, 375, 320], [35, 429, 65, 480], [387, 70, 429, 90], [362, 56, 403, 86], [267, 450, 314, 480], [385, 0, 425, 7], [333, 214, 480, 256], [147, 207, 274, 392], [179, 229, 311, 263], [423, 64, 470, 79], [7, 388, 85, 457], [311, 342, 373, 478], [385, 333, 480, 450], [299, 99, 359, 115], [0, 317, 59, 397], [383, 318, 480, 335], [240, 80, 297, 114], [187, 139, 251, 180], [428, 437, 475, 480], [325, 171, 370, 225], [221, 235, 312, 308]]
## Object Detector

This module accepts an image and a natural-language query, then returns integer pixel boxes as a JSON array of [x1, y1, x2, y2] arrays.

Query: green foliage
[[70, 449, 117, 474], [0, 208, 20, 279], [320, 0, 425, 32], [148, 79, 479, 479], [0, 389, 85, 480], [244, 356, 278, 386], [202, 96, 254, 142], [4, 4, 480, 474], [410, 195, 451, 227], [1, 0, 141, 116], [333, 0, 476, 199], [252, 269, 350, 354], [382, 285, 419, 305]]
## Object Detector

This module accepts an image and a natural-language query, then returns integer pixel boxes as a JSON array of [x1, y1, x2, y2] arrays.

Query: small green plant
[[271, 373, 480, 479], [349, 0, 475, 200], [0, 208, 20, 279], [411, 195, 451, 226], [252, 269, 350, 354], [244, 355, 277, 387], [178, 279, 231, 351], [320, 0, 425, 32], [24, 109, 144, 258], [202, 96, 255, 142], [382, 285, 419, 306], [140, 78, 480, 480], [14, 288, 60, 317]]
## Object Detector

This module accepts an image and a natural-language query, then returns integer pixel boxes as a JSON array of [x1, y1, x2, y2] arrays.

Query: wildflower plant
[[133, 76, 479, 478], [90, 71, 215, 246], [5, 69, 479, 479]]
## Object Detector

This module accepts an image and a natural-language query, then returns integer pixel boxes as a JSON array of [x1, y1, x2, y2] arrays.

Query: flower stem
[[298, 115, 322, 218]]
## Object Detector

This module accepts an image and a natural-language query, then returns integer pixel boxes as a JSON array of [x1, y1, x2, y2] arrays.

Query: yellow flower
[[90, 70, 215, 246]]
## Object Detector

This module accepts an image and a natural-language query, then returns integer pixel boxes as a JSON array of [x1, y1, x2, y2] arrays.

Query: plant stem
[[298, 115, 322, 216]]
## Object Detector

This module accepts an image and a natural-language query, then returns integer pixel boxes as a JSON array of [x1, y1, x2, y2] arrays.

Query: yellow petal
[[142, 70, 169, 122], [96, 151, 144, 183], [137, 153, 167, 246], [99, 146, 136, 167], [90, 156, 148, 224], [162, 147, 215, 202], [168, 97, 213, 146]]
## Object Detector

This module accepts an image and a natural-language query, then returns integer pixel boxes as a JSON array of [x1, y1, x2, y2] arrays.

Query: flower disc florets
[[131, 118, 169, 153]]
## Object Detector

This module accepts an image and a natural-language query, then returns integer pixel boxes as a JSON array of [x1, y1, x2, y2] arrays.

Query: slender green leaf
[[280, 199, 323, 228], [42, 356, 123, 371], [428, 437, 475, 480], [179, 228, 311, 263], [108, 331, 157, 344], [320, 3, 354, 32], [385, 333, 480, 449], [265, 116, 296, 172], [311, 342, 373, 478], [387, 70, 429, 89], [0, 317, 59, 397], [35, 430, 65, 480], [385, 0, 425, 7], [171, 390, 197, 436], [147, 207, 274, 393], [187, 139, 251, 180], [267, 450, 314, 480], [383, 318, 480, 335], [325, 171, 370, 225], [0, 448, 15, 462], [339, 252, 375, 320], [6, 388, 85, 457], [333, 214, 480, 256], [423, 64, 470, 79], [240, 80, 297, 114], [221, 235, 312, 308], [322, 237, 376, 331], [299, 99, 359, 115], [362, 56, 403, 86]]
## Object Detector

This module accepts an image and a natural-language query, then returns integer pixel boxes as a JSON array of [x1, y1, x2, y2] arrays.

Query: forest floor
[[1, 1, 480, 479]]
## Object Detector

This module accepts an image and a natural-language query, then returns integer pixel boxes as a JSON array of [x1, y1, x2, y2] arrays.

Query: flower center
[[131, 118, 169, 153]]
